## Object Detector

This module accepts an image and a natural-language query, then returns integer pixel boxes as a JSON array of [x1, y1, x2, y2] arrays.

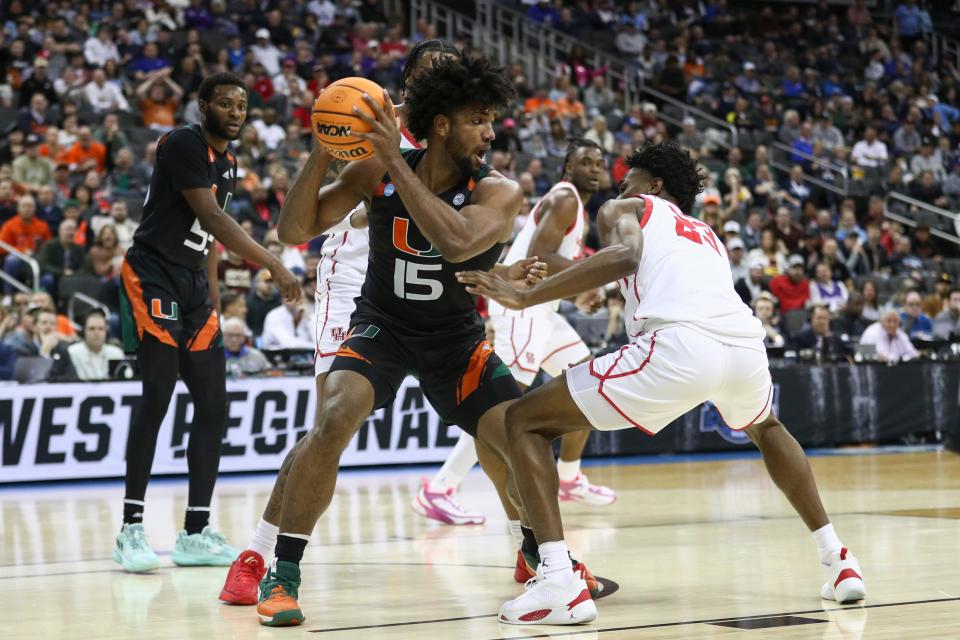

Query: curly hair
[[625, 142, 703, 213], [403, 54, 517, 142], [399, 39, 459, 94]]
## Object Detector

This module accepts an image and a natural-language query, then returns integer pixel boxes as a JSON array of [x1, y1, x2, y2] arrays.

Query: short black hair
[[84, 308, 107, 325], [562, 138, 604, 174], [400, 39, 460, 94], [198, 72, 247, 103], [625, 142, 702, 213], [404, 53, 516, 141]]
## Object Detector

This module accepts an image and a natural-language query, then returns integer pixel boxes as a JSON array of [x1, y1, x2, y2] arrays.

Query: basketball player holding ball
[[246, 52, 598, 627], [218, 43, 548, 609]]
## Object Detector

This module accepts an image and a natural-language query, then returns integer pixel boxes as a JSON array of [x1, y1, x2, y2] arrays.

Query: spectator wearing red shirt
[[769, 254, 810, 313], [62, 126, 108, 175], [1, 195, 52, 293]]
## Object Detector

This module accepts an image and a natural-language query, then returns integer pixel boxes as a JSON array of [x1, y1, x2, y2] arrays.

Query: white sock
[[247, 518, 280, 562], [539, 541, 574, 584], [428, 433, 479, 493], [556, 458, 581, 482], [508, 520, 524, 548], [812, 523, 843, 564]]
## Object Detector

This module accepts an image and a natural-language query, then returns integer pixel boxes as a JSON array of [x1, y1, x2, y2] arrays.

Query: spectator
[[888, 236, 923, 275], [747, 229, 787, 277], [734, 258, 770, 306], [106, 148, 145, 197], [83, 67, 131, 113], [770, 254, 810, 313], [754, 292, 785, 347], [67, 309, 123, 380], [83, 24, 121, 68], [251, 28, 282, 77], [893, 118, 922, 157], [136, 72, 183, 132], [860, 310, 919, 363], [583, 76, 617, 118], [909, 171, 949, 209], [91, 200, 138, 251], [900, 290, 933, 339], [727, 237, 748, 283], [62, 126, 107, 175], [910, 138, 945, 182], [820, 238, 853, 285], [933, 288, 960, 340], [583, 115, 615, 154], [922, 273, 951, 317], [84, 225, 124, 278], [676, 117, 704, 151], [812, 114, 844, 151], [252, 107, 286, 151], [12, 134, 53, 194], [94, 113, 131, 173], [835, 208, 867, 245], [262, 296, 315, 350], [18, 57, 57, 108], [850, 126, 888, 169], [246, 269, 281, 337], [218, 249, 259, 295], [133, 141, 158, 189], [654, 55, 687, 101], [0, 337, 16, 380], [37, 218, 83, 293], [808, 262, 849, 314], [16, 92, 50, 136], [769, 206, 804, 254], [35, 185, 63, 231], [6, 306, 63, 361], [791, 304, 851, 361], [833, 292, 870, 340], [861, 279, 881, 322], [223, 317, 271, 375], [0, 196, 52, 292]]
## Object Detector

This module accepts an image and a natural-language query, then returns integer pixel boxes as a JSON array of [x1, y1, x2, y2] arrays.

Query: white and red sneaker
[[820, 547, 866, 603], [558, 473, 616, 506], [411, 478, 485, 525], [499, 567, 598, 625], [219, 549, 267, 605]]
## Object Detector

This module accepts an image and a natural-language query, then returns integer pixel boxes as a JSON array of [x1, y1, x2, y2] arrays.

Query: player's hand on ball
[[506, 256, 547, 289], [457, 269, 526, 310], [271, 264, 303, 304], [352, 90, 401, 161]]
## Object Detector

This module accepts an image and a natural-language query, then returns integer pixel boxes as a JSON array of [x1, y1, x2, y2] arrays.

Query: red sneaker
[[513, 549, 601, 599], [513, 549, 536, 584], [219, 549, 266, 605]]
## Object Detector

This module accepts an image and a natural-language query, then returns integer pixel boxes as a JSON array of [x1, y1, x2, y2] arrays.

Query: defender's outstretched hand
[[504, 256, 547, 289], [457, 269, 527, 310]]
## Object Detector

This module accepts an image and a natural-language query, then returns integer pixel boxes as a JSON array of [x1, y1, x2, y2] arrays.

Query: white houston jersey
[[316, 127, 420, 285], [489, 181, 586, 316], [621, 194, 765, 349]]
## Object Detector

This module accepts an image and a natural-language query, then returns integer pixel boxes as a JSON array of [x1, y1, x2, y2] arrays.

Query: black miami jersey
[[133, 124, 237, 270], [360, 148, 503, 336]]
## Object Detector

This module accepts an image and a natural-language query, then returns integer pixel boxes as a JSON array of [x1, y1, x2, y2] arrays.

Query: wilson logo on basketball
[[316, 123, 352, 137]]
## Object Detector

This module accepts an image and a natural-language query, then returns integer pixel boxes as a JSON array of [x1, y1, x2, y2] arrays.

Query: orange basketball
[[311, 77, 386, 162]]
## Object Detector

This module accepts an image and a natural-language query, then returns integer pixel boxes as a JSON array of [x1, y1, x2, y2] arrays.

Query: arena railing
[[925, 27, 960, 68], [883, 191, 960, 247], [68, 292, 111, 331], [768, 141, 850, 196], [0, 240, 40, 294]]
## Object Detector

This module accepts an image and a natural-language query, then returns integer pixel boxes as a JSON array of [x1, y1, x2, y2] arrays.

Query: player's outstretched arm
[[527, 189, 578, 274], [182, 188, 302, 303], [457, 199, 643, 309], [277, 145, 382, 244], [490, 256, 548, 289]]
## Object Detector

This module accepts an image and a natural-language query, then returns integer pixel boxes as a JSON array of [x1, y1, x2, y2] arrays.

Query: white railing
[[768, 141, 850, 195], [68, 292, 111, 331], [0, 240, 40, 292], [636, 84, 738, 148], [883, 191, 960, 247]]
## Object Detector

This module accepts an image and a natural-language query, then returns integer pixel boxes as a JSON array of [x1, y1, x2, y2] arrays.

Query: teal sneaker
[[257, 561, 304, 626], [112, 523, 161, 573], [171, 526, 239, 567]]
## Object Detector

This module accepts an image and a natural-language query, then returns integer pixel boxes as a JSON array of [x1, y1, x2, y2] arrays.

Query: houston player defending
[[413, 139, 616, 530], [459, 142, 866, 625]]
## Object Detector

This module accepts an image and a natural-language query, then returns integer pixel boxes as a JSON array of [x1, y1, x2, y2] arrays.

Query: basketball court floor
[[2, 448, 958, 639]]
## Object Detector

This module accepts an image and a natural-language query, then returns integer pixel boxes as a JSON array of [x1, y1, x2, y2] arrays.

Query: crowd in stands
[[0, 0, 958, 382]]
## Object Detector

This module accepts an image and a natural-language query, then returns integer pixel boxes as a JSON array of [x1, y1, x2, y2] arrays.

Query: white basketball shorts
[[491, 310, 591, 386], [566, 325, 772, 434], [314, 267, 363, 376]]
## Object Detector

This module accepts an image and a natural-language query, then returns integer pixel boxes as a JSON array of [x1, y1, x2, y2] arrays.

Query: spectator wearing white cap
[[735, 61, 761, 96], [734, 256, 770, 306], [859, 310, 918, 363], [251, 28, 282, 77], [727, 236, 748, 283]]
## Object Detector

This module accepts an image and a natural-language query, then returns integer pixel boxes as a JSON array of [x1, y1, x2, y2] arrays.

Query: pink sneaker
[[558, 473, 616, 506], [411, 478, 485, 525]]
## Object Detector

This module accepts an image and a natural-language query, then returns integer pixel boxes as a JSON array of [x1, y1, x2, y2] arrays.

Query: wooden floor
[[2, 449, 959, 639]]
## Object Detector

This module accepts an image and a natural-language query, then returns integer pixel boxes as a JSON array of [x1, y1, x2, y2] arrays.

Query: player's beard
[[206, 111, 242, 141]]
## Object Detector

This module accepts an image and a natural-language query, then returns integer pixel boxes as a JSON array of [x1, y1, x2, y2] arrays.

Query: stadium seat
[[58, 275, 103, 311], [782, 309, 808, 337]]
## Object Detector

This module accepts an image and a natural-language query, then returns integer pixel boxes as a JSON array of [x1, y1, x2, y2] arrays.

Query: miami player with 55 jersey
[[113, 72, 301, 574]]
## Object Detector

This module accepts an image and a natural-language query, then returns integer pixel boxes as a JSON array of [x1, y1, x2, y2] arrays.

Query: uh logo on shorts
[[150, 299, 179, 321], [699, 384, 780, 444]]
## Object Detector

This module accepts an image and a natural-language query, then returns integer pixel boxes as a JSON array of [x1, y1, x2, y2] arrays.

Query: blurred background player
[[413, 137, 617, 530], [114, 72, 301, 573]]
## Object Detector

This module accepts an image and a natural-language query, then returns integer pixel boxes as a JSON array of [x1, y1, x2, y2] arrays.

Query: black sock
[[521, 525, 539, 561], [275, 534, 309, 565], [184, 507, 210, 534], [123, 499, 144, 527]]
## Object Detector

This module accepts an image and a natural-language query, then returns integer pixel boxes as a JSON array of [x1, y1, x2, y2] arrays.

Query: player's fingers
[[351, 105, 378, 128], [382, 89, 396, 120], [360, 93, 386, 121]]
